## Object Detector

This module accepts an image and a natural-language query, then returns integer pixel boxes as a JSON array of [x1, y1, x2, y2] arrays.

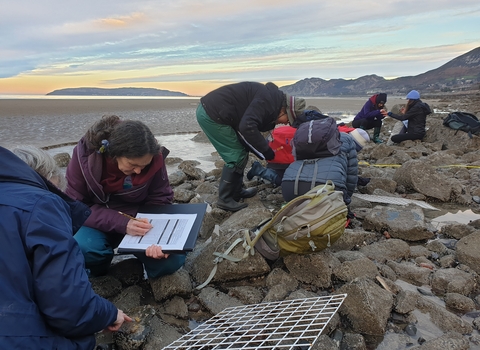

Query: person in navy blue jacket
[[352, 93, 387, 143], [0, 146, 131, 350]]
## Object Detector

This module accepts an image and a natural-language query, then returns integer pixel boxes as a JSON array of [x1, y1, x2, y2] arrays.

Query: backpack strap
[[294, 161, 305, 196], [294, 159, 320, 196], [196, 232, 251, 290], [311, 160, 319, 190]]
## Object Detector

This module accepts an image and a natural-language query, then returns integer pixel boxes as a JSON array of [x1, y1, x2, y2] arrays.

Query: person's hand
[[263, 147, 275, 161], [380, 109, 388, 117], [106, 309, 132, 332], [126, 218, 152, 236], [400, 107, 406, 114], [146, 245, 170, 259]]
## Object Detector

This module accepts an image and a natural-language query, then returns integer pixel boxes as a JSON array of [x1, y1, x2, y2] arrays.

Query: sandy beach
[[0, 96, 411, 150], [0, 98, 202, 149]]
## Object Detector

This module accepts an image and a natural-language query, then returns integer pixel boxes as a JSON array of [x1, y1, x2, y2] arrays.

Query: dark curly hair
[[85, 115, 160, 158]]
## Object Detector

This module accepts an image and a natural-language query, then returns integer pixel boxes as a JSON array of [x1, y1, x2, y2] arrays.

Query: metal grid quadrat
[[164, 294, 347, 349]]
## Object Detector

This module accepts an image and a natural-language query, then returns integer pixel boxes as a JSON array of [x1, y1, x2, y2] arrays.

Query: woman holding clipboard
[[65, 115, 185, 278]]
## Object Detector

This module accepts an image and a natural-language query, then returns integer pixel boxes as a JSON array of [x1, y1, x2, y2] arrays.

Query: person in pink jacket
[[66, 115, 185, 278]]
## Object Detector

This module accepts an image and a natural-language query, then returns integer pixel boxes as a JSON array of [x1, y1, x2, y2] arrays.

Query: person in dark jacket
[[0, 146, 131, 350], [352, 93, 387, 143], [382, 90, 431, 143], [196, 81, 306, 211], [66, 115, 185, 278]]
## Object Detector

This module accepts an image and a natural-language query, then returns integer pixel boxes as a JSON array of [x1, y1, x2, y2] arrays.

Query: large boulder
[[362, 205, 434, 241], [456, 232, 480, 274], [337, 277, 394, 335], [392, 160, 453, 201]]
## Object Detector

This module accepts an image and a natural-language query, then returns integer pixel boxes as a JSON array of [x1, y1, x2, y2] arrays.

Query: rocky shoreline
[[59, 92, 480, 349]]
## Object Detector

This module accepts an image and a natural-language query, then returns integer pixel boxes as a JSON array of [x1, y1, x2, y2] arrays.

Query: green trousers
[[196, 104, 248, 170]]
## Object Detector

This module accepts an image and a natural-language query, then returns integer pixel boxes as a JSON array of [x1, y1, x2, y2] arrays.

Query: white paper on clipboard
[[118, 212, 197, 252]]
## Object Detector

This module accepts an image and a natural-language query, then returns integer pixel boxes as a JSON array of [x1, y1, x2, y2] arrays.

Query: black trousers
[[391, 132, 424, 143], [352, 118, 382, 130]]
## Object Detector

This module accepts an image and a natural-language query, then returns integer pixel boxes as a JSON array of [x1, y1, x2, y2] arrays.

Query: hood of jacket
[[0, 146, 47, 190]]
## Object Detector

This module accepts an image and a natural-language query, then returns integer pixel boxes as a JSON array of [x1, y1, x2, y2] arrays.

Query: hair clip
[[98, 139, 110, 154]]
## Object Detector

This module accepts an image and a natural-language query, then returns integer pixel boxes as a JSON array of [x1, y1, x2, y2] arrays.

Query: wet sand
[[0, 96, 411, 149], [0, 98, 202, 149]]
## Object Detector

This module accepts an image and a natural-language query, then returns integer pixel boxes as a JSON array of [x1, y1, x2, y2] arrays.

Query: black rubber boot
[[217, 166, 248, 212], [373, 127, 383, 144], [246, 161, 280, 186]]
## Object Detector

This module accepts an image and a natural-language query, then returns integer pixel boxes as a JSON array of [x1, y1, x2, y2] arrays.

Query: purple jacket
[[353, 95, 384, 122], [65, 137, 174, 234]]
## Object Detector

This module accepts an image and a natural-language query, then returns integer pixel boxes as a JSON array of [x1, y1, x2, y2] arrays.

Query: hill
[[47, 87, 188, 97], [281, 47, 480, 97]]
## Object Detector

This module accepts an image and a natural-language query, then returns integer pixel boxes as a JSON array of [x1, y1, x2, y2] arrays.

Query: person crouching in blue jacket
[[0, 146, 131, 350], [281, 123, 359, 205]]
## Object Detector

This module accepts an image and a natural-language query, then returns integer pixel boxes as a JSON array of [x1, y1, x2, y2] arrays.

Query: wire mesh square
[[164, 293, 347, 349]]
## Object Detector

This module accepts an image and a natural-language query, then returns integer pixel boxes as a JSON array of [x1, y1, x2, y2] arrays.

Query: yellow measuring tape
[[358, 161, 480, 169]]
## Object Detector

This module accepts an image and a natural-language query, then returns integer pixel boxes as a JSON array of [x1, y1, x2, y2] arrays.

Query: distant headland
[[46, 87, 189, 97]]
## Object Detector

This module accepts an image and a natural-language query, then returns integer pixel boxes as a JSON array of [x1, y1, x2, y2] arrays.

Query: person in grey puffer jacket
[[382, 90, 432, 143], [281, 131, 358, 204]]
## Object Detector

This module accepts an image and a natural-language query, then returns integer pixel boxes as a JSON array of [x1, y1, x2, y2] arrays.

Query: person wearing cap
[[348, 128, 370, 151], [196, 82, 306, 211], [352, 93, 388, 144], [381, 90, 431, 143]]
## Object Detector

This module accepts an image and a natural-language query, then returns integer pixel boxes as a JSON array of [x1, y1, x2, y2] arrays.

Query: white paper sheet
[[118, 212, 197, 251]]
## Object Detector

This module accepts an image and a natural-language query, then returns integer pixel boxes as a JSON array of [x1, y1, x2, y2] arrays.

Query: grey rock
[[456, 232, 480, 274], [112, 285, 144, 312], [395, 290, 419, 314], [386, 261, 432, 286], [431, 268, 476, 296], [228, 286, 264, 304], [392, 160, 453, 202], [150, 268, 192, 302], [284, 251, 341, 288], [332, 257, 379, 283], [338, 277, 394, 335], [363, 205, 434, 241], [359, 239, 410, 263], [53, 152, 71, 167], [197, 286, 243, 315], [444, 293, 476, 313]]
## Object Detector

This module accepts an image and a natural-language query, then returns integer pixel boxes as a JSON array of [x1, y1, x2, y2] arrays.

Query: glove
[[263, 147, 275, 161], [387, 112, 393, 117]]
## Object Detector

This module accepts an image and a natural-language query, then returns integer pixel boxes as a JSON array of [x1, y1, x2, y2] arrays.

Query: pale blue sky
[[1, 0, 479, 95]]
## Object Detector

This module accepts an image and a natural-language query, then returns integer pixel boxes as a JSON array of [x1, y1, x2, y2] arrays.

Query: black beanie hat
[[376, 93, 387, 104]]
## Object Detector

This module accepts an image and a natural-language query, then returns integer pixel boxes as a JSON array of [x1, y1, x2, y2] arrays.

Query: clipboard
[[117, 203, 207, 254]]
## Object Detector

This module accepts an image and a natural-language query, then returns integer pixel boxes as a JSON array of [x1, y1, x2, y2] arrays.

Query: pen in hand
[[118, 211, 141, 222]]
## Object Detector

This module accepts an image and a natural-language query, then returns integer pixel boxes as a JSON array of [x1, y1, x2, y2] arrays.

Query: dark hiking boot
[[246, 161, 279, 186]]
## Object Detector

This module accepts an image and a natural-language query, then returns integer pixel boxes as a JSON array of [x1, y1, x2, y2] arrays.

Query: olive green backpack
[[197, 181, 347, 289], [246, 181, 348, 260]]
